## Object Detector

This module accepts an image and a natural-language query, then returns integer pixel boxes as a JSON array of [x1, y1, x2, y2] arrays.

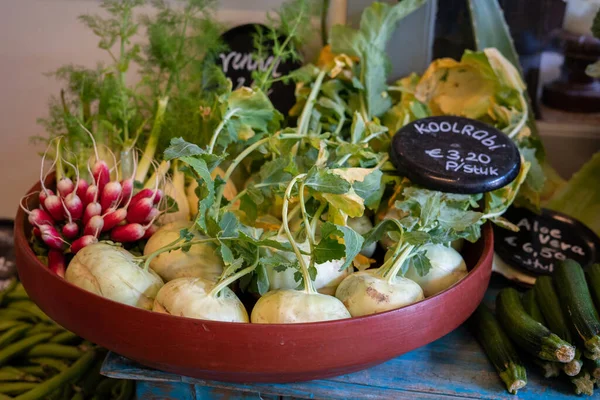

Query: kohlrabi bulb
[[152, 277, 248, 322], [66, 243, 164, 310], [251, 289, 351, 323], [335, 269, 424, 317], [404, 243, 468, 297], [144, 221, 223, 282], [347, 215, 376, 257]]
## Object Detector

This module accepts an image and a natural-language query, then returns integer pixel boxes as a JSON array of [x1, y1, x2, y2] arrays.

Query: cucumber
[[521, 289, 561, 378], [554, 260, 600, 357], [468, 304, 527, 394], [586, 263, 600, 312], [533, 276, 583, 376], [496, 288, 575, 363]]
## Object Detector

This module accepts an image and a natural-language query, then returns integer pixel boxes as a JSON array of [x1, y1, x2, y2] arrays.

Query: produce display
[[470, 260, 600, 396], [0, 279, 134, 399], [18, 0, 547, 326]]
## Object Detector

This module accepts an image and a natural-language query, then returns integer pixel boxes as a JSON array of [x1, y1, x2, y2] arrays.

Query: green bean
[[77, 353, 104, 396], [15, 366, 45, 378], [0, 333, 53, 367], [26, 344, 82, 360], [13, 350, 96, 400], [0, 393, 13, 400], [95, 378, 119, 396], [0, 325, 31, 348], [7, 302, 50, 322], [0, 382, 38, 395], [28, 358, 68, 373], [50, 331, 80, 345], [25, 323, 61, 336], [0, 320, 21, 333], [0, 310, 34, 322], [0, 367, 38, 383]]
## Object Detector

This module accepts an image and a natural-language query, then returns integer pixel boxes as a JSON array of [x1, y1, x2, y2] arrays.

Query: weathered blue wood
[[101, 280, 581, 400]]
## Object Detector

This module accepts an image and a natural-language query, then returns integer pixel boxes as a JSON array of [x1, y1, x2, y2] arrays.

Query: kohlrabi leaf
[[410, 251, 433, 277], [362, 219, 403, 251], [181, 156, 214, 233], [317, 222, 365, 270], [304, 167, 351, 194], [164, 137, 206, 160], [218, 211, 240, 238], [313, 237, 345, 265], [321, 189, 365, 218]]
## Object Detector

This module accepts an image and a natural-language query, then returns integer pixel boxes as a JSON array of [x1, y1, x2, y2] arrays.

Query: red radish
[[62, 221, 79, 240], [33, 227, 41, 238], [102, 208, 127, 232], [39, 189, 54, 207], [126, 197, 155, 224], [143, 224, 158, 239], [92, 160, 110, 194], [129, 188, 154, 206], [83, 202, 101, 225], [144, 208, 160, 224], [85, 185, 98, 206], [44, 195, 65, 221], [48, 249, 66, 278], [27, 208, 54, 227], [100, 181, 122, 211], [39, 225, 65, 250], [120, 178, 134, 207], [76, 179, 89, 201], [64, 193, 83, 220], [71, 235, 98, 254], [57, 177, 74, 198], [110, 223, 146, 242], [84, 215, 104, 237]]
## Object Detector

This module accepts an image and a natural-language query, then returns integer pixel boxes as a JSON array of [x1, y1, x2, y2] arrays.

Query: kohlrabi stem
[[212, 137, 270, 219], [209, 249, 260, 298], [508, 95, 528, 139], [310, 202, 327, 239], [383, 244, 416, 284], [298, 182, 315, 247], [135, 96, 169, 183], [142, 237, 221, 271], [278, 204, 301, 237], [222, 183, 272, 211], [297, 70, 327, 137], [282, 174, 315, 293], [207, 108, 240, 154]]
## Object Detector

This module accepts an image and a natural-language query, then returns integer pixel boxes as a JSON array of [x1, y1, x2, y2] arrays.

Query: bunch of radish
[[21, 140, 164, 278]]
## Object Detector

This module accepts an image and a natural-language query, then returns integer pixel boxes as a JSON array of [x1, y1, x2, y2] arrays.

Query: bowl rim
[[15, 179, 494, 329]]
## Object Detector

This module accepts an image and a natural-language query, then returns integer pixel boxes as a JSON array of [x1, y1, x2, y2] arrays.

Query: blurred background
[[1, 0, 598, 218]]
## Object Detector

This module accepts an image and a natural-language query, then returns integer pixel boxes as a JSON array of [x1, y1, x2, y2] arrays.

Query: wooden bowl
[[14, 180, 493, 383]]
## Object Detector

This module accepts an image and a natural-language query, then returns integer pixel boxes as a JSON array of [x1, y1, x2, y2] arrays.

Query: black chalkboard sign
[[218, 24, 301, 116], [390, 116, 521, 194], [494, 207, 600, 276]]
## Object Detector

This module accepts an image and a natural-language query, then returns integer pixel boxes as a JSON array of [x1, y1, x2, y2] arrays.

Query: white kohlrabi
[[143, 221, 224, 282], [404, 243, 468, 297], [66, 243, 164, 310], [335, 242, 424, 317], [153, 277, 249, 322], [251, 174, 351, 323]]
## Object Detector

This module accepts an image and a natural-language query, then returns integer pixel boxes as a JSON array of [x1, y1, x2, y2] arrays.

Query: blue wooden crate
[[100, 283, 585, 399]]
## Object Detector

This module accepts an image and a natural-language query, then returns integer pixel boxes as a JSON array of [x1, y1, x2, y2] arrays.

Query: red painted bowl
[[14, 179, 493, 383]]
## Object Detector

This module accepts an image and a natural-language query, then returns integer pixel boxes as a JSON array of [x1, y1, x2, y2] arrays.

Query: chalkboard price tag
[[389, 116, 521, 194], [494, 207, 600, 276], [218, 24, 301, 115]]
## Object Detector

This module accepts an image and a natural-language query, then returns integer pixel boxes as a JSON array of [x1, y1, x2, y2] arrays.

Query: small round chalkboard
[[218, 24, 301, 116], [390, 116, 521, 194], [494, 207, 600, 276]]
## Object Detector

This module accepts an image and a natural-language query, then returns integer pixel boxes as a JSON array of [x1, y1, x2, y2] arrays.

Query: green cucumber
[[468, 304, 527, 394], [534, 276, 583, 376], [586, 263, 600, 311], [496, 288, 575, 362], [554, 260, 600, 356]]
